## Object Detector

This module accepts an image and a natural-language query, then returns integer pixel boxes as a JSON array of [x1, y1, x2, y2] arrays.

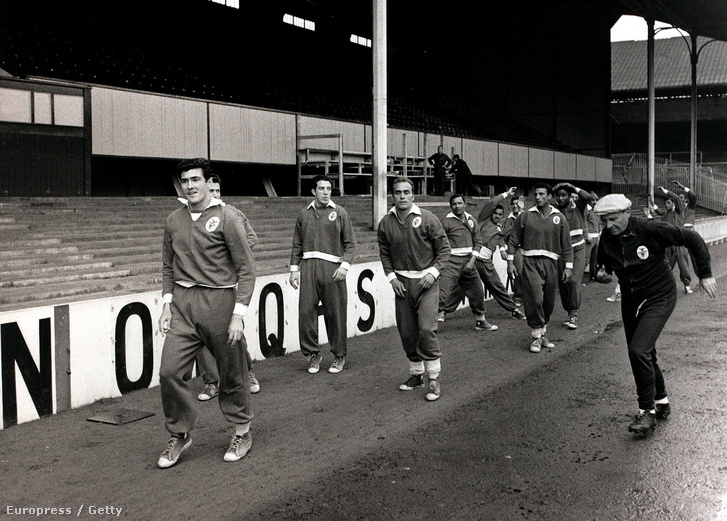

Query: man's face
[[393, 182, 414, 211], [491, 207, 504, 224], [555, 189, 571, 207], [510, 201, 520, 214], [534, 188, 551, 209], [312, 180, 332, 206], [600, 210, 630, 236], [180, 168, 210, 208], [208, 181, 221, 199], [437, 146, 443, 154], [678, 193, 686, 204], [665, 199, 675, 212], [450, 196, 465, 217]]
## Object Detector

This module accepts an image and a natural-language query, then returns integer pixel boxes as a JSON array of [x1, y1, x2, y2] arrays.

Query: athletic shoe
[[157, 433, 191, 469], [475, 320, 498, 331], [684, 285, 693, 294], [223, 432, 252, 462], [606, 293, 621, 302], [437, 311, 446, 322], [248, 372, 260, 394], [655, 402, 671, 420], [541, 336, 555, 348], [564, 316, 578, 329], [514, 300, 522, 307], [512, 309, 526, 320], [197, 383, 218, 401], [307, 352, 322, 374], [425, 379, 441, 401], [530, 338, 542, 353], [399, 374, 424, 391], [328, 356, 346, 374], [628, 411, 656, 435]]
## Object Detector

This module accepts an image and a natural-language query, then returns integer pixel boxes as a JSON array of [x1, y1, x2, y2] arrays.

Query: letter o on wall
[[258, 283, 285, 359], [115, 303, 154, 394]]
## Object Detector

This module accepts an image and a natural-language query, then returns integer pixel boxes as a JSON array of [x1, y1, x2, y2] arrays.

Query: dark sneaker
[[328, 356, 346, 374], [307, 352, 322, 374], [157, 433, 191, 469], [248, 372, 260, 394], [475, 320, 498, 331], [437, 311, 446, 322], [399, 374, 424, 391], [197, 383, 218, 401], [628, 411, 657, 435], [224, 431, 252, 462], [530, 337, 542, 353], [512, 309, 526, 320], [540, 336, 555, 348], [564, 316, 578, 329], [655, 402, 671, 420], [425, 379, 441, 401]]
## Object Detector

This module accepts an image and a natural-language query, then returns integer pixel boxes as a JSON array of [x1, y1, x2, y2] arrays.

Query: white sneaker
[[684, 285, 693, 294], [530, 338, 542, 353], [606, 293, 621, 302], [224, 432, 252, 462], [437, 311, 446, 322]]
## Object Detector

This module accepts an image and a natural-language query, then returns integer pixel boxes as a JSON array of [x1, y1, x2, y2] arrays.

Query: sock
[[234, 424, 250, 437], [409, 360, 425, 376], [424, 358, 441, 380], [655, 397, 669, 404]]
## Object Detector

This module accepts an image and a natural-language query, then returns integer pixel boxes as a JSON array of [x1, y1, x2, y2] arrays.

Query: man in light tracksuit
[[507, 182, 573, 353], [290, 175, 356, 375], [438, 194, 497, 331], [378, 177, 451, 402]]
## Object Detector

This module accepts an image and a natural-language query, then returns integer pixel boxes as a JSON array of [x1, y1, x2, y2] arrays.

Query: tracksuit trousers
[[438, 256, 487, 316], [520, 256, 559, 330], [558, 246, 586, 317], [298, 258, 348, 358], [475, 258, 518, 312], [195, 343, 254, 385], [667, 246, 693, 286], [395, 277, 442, 364], [160, 286, 252, 435], [621, 285, 676, 411]]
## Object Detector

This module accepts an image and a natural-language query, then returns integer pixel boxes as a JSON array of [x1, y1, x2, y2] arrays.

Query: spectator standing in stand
[[450, 154, 482, 196], [427, 145, 451, 196]]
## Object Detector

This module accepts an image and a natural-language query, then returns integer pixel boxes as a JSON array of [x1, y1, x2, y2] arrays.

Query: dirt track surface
[[2, 243, 727, 521]]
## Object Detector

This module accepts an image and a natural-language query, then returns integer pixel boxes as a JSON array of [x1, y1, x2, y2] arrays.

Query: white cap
[[593, 194, 632, 215]]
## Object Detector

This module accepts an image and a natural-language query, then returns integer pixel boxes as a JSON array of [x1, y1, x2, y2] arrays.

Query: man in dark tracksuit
[[649, 186, 693, 293], [378, 177, 451, 402], [427, 145, 451, 196], [158, 158, 256, 468], [290, 175, 356, 375], [594, 194, 716, 435]]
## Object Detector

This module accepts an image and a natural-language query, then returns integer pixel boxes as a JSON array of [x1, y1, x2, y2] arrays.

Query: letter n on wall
[[1, 319, 53, 428]]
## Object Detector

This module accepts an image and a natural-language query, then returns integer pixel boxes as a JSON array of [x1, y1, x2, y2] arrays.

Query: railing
[[612, 153, 727, 214]]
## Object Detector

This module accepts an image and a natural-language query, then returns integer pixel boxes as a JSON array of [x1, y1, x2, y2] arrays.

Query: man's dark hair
[[452, 154, 460, 160], [494, 204, 504, 213], [533, 182, 553, 195], [510, 196, 519, 204], [313, 174, 333, 187], [392, 176, 414, 190], [449, 193, 465, 205], [208, 174, 222, 186], [176, 158, 214, 180]]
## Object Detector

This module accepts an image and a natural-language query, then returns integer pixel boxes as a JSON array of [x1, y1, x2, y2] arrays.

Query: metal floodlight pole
[[647, 18, 656, 200], [372, 0, 388, 229]]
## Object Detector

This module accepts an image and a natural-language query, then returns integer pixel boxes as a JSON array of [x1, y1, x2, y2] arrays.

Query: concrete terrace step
[[0, 267, 133, 288], [0, 260, 115, 279], [2, 252, 96, 268]]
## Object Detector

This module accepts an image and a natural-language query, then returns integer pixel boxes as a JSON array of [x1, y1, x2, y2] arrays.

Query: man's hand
[[227, 314, 245, 346], [500, 249, 508, 261], [390, 278, 406, 298], [289, 271, 300, 290], [419, 273, 436, 290], [658, 186, 668, 195], [700, 277, 717, 298], [595, 266, 613, 284], [159, 304, 172, 335], [465, 256, 477, 272], [562, 268, 573, 283], [332, 266, 348, 281], [507, 186, 517, 197], [507, 260, 518, 279]]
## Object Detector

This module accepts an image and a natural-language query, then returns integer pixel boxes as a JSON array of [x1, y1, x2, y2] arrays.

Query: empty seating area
[[0, 196, 393, 313]]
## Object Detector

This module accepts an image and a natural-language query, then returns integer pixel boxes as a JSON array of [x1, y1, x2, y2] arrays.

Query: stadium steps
[[0, 196, 390, 311]]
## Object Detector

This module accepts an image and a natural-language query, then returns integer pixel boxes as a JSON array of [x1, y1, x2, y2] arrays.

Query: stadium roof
[[619, 0, 727, 41], [612, 37, 727, 92]]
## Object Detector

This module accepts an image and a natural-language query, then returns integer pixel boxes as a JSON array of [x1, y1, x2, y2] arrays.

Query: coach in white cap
[[594, 193, 716, 436]]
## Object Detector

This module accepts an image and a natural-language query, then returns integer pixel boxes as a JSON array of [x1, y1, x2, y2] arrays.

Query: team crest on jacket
[[328, 211, 337, 221], [468, 218, 474, 229], [412, 216, 422, 228], [552, 215, 561, 225], [637, 245, 649, 259], [205, 217, 220, 232]]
